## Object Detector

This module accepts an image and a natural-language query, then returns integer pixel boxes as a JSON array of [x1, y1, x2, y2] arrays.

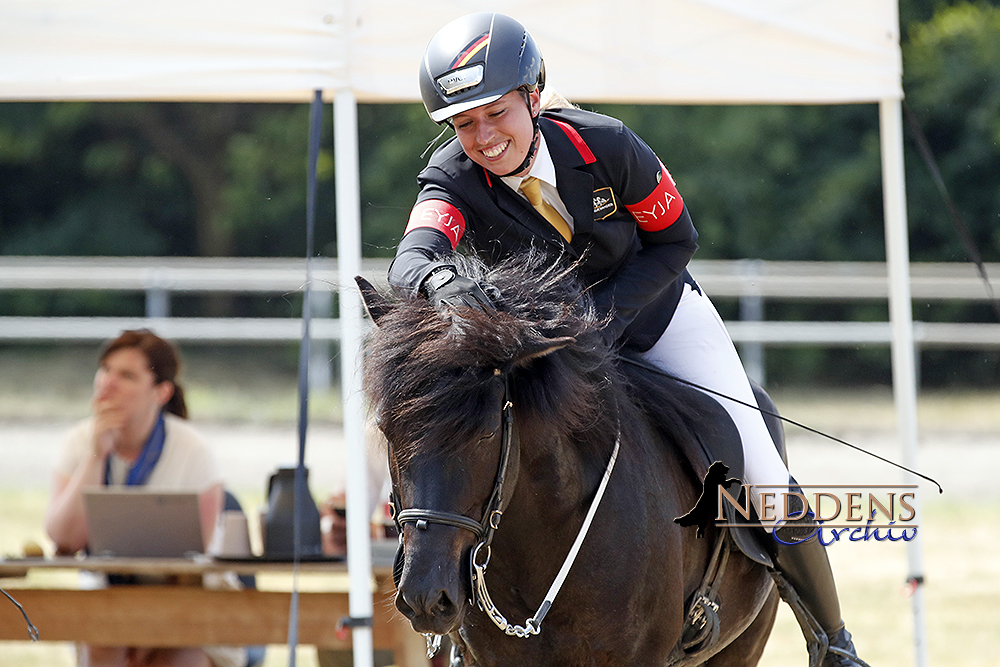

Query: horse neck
[[501, 397, 617, 541], [507, 378, 711, 549]]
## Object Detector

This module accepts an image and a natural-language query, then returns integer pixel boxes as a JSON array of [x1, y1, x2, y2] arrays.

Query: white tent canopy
[[2, 0, 901, 103], [0, 2, 925, 666]]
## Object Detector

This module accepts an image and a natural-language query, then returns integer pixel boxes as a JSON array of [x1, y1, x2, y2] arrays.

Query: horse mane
[[363, 250, 622, 461]]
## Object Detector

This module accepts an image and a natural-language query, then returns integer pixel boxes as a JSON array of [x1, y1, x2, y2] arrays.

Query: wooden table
[[0, 554, 428, 667]]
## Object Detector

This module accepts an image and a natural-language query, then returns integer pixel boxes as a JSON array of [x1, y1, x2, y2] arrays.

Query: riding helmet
[[419, 12, 546, 124]]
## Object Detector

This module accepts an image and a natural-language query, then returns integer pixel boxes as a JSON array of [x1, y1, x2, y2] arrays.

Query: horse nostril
[[399, 587, 457, 620], [430, 589, 456, 617]]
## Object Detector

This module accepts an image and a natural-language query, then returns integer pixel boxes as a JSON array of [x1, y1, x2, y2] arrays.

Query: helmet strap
[[500, 128, 539, 178], [500, 92, 541, 178]]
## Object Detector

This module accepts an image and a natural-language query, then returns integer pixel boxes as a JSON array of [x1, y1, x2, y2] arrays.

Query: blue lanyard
[[103, 413, 166, 486]]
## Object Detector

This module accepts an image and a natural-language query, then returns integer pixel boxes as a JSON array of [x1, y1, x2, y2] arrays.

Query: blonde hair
[[541, 89, 576, 111]]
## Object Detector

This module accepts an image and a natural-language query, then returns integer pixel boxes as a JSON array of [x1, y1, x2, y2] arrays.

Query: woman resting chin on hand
[[43, 329, 241, 667]]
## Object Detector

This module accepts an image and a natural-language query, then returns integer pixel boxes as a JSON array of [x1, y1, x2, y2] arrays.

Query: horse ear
[[355, 276, 391, 326], [515, 336, 576, 367]]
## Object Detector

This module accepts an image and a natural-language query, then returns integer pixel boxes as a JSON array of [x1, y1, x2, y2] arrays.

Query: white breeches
[[640, 282, 791, 531]]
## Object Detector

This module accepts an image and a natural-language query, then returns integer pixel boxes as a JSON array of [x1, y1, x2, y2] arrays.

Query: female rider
[[389, 12, 865, 666]]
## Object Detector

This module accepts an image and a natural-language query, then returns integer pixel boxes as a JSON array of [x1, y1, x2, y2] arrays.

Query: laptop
[[83, 488, 204, 558]]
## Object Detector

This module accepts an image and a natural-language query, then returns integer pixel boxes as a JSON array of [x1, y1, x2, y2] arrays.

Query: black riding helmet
[[419, 12, 545, 124]]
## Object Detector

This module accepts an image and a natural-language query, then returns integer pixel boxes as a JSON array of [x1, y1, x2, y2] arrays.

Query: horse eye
[[478, 430, 497, 442]]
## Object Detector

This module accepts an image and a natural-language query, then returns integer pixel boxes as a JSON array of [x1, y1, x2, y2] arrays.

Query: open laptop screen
[[83, 488, 204, 558]]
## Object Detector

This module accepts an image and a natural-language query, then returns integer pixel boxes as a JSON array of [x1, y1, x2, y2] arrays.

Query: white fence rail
[[1, 256, 997, 382]]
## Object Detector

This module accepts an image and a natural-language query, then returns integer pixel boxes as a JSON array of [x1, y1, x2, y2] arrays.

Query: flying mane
[[362, 251, 622, 461]]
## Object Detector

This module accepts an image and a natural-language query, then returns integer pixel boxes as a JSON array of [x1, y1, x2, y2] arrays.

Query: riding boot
[[770, 524, 869, 667]]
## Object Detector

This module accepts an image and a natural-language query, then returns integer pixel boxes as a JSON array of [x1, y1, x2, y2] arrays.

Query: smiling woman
[[387, 11, 872, 666], [451, 92, 539, 177]]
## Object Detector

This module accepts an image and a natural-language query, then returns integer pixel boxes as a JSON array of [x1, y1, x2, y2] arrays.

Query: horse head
[[357, 253, 610, 637], [357, 253, 782, 665]]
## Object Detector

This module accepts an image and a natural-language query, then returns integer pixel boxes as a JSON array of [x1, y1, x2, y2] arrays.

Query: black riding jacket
[[388, 107, 699, 352]]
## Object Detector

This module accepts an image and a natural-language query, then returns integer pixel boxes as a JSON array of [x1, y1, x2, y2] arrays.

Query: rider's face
[[453, 89, 540, 177]]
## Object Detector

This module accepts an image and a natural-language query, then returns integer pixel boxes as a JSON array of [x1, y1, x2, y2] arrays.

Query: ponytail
[[164, 383, 188, 419]]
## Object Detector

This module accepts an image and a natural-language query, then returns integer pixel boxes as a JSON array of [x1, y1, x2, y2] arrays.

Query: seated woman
[[44, 329, 245, 667]]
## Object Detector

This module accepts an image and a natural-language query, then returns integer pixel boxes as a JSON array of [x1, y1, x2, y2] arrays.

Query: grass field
[[1, 345, 998, 666]]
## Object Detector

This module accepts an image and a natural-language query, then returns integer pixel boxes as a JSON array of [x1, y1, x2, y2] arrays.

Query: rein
[[472, 422, 620, 640], [388, 370, 622, 652]]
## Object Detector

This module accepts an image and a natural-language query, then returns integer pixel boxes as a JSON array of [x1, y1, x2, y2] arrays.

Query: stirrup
[[827, 647, 872, 667], [770, 569, 874, 667], [449, 642, 464, 667]]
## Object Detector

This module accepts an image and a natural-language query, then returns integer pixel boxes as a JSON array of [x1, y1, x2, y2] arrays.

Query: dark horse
[[358, 254, 780, 667]]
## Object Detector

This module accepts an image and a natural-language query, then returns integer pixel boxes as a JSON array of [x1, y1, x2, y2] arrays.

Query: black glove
[[422, 267, 495, 311]]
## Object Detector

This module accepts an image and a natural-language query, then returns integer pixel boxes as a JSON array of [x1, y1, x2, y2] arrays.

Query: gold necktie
[[519, 177, 572, 242]]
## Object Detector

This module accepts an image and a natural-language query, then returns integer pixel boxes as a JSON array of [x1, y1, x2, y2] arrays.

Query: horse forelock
[[363, 251, 620, 461]]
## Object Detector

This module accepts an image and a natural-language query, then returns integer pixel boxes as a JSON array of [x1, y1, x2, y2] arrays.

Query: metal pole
[[737, 259, 766, 386], [335, 87, 374, 667], [879, 97, 929, 667]]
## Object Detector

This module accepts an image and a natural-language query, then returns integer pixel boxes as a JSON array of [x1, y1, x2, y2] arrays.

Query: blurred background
[[2, 1, 999, 388], [1, 0, 999, 665]]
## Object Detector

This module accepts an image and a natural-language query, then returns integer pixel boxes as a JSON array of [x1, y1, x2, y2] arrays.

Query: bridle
[[389, 370, 516, 583], [388, 368, 621, 655], [387, 370, 515, 655]]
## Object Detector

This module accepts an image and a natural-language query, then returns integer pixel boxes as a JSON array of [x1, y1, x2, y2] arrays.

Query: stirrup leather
[[769, 569, 872, 667]]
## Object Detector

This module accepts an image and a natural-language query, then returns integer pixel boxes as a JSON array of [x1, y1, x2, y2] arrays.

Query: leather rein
[[388, 369, 621, 653]]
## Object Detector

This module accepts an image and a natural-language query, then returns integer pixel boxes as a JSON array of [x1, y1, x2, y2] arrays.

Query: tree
[[0, 102, 334, 260], [902, 1, 1000, 264], [582, 102, 885, 262]]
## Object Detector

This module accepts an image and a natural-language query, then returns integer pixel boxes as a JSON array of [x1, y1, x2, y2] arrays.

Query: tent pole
[[336, 88, 375, 667], [879, 97, 928, 667]]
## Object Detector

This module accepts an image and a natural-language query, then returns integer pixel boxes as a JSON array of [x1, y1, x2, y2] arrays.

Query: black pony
[[358, 252, 778, 667]]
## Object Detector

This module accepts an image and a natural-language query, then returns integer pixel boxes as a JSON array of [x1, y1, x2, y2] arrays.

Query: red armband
[[624, 162, 684, 232], [404, 199, 466, 250]]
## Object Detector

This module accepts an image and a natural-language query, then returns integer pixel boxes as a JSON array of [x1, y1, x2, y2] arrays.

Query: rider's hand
[[422, 267, 495, 312]]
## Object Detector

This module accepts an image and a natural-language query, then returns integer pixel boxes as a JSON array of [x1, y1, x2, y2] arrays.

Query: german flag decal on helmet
[[450, 33, 491, 69]]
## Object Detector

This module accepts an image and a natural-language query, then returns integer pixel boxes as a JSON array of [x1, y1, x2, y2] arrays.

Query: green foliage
[[356, 104, 447, 257], [585, 103, 885, 261], [903, 1, 1000, 263], [0, 102, 194, 256], [0, 102, 339, 259], [219, 105, 335, 257]]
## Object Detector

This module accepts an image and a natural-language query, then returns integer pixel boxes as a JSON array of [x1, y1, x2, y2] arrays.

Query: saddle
[[670, 379, 780, 569], [621, 360, 785, 664], [622, 355, 780, 568]]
